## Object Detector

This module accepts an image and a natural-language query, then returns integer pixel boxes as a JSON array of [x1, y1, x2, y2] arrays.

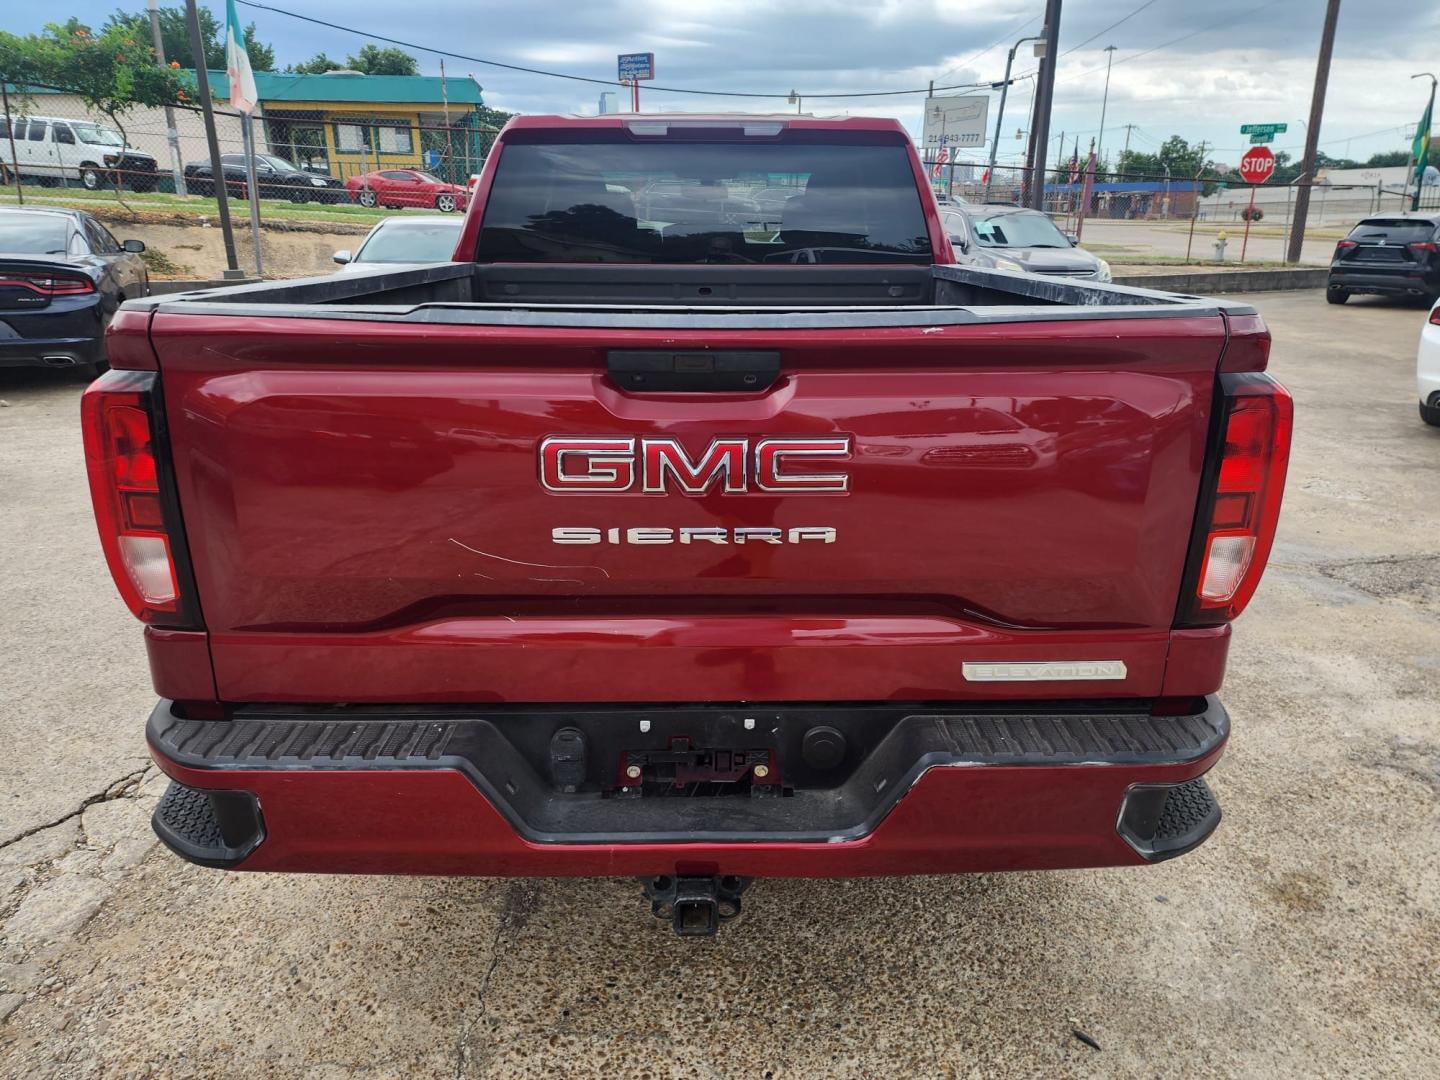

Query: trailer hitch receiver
[[641, 874, 752, 936]]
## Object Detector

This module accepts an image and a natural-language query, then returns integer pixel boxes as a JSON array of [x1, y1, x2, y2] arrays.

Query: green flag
[[1414, 98, 1432, 189]]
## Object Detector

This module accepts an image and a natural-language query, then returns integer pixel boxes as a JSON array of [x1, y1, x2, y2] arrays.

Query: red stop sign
[[1239, 146, 1276, 185]]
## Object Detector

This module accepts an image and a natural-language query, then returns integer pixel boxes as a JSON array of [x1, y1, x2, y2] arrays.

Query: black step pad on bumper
[[152, 782, 264, 868], [148, 698, 1227, 846], [1117, 777, 1222, 862]]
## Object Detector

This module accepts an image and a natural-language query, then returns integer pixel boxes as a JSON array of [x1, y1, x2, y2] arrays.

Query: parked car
[[940, 204, 1112, 281], [345, 169, 469, 212], [0, 115, 158, 192], [1327, 214, 1440, 305], [1418, 295, 1440, 426], [96, 113, 1292, 937], [0, 207, 147, 376], [333, 215, 464, 272], [183, 154, 347, 203]]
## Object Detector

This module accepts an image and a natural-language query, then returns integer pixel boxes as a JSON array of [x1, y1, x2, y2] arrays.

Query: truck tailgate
[[151, 311, 1226, 703]]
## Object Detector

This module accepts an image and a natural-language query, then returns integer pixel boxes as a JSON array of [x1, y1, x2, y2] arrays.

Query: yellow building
[[197, 69, 492, 183]]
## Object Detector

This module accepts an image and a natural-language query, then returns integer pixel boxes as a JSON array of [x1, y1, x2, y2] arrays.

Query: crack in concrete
[[0, 766, 151, 854], [454, 882, 540, 1079]]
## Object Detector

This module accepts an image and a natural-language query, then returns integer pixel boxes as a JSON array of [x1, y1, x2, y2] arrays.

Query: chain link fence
[[934, 162, 1440, 224]]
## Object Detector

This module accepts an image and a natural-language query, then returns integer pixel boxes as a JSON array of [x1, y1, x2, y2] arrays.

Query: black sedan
[[1327, 214, 1440, 304], [183, 153, 348, 204], [0, 208, 148, 377]]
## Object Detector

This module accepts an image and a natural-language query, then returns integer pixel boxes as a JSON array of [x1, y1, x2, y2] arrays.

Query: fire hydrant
[[1213, 230, 1228, 262]]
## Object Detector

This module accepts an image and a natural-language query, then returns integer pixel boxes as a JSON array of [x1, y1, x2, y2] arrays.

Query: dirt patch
[[113, 219, 369, 281], [1264, 871, 1331, 913], [1319, 555, 1440, 609]]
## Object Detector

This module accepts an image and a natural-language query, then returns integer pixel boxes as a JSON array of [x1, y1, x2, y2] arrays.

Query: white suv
[[1420, 296, 1440, 427], [0, 115, 159, 192]]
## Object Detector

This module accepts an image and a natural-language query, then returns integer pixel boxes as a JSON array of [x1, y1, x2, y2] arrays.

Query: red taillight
[[1430, 306, 1440, 326], [0, 273, 96, 295], [81, 372, 193, 625], [1182, 375, 1293, 625], [1335, 239, 1358, 250], [1409, 241, 1438, 253]]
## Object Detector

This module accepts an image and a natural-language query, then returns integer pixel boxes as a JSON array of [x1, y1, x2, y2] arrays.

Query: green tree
[[0, 20, 186, 114], [102, 6, 274, 71], [287, 52, 343, 75], [345, 45, 419, 76], [475, 105, 513, 132]]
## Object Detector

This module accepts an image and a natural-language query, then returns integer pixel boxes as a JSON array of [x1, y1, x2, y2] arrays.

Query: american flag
[[930, 145, 950, 179]]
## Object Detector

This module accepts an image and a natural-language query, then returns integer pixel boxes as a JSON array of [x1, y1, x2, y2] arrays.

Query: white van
[[0, 116, 159, 192]]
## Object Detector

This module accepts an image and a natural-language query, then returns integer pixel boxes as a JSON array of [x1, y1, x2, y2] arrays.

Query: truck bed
[[136, 261, 1247, 323]]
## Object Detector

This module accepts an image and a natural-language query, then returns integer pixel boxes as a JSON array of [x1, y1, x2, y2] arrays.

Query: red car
[[346, 169, 468, 212]]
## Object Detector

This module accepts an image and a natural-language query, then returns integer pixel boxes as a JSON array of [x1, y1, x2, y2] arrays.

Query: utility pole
[[147, 0, 186, 196], [1097, 44, 1117, 168], [185, 0, 240, 277], [1027, 0, 1064, 210], [1287, 0, 1341, 265], [983, 35, 1045, 204]]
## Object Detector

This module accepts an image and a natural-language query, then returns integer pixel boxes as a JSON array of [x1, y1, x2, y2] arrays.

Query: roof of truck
[[503, 114, 910, 134]]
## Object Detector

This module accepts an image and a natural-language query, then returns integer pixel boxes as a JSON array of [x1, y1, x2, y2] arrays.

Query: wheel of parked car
[[358, 189, 377, 208], [1420, 401, 1440, 427], [1326, 289, 1349, 305], [80, 165, 103, 191], [436, 193, 457, 213]]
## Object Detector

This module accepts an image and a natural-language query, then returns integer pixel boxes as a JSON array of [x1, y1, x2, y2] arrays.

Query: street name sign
[[1240, 122, 1287, 145]]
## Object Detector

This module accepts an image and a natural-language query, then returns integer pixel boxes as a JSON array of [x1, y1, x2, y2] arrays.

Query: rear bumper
[[0, 300, 105, 368], [1328, 269, 1438, 296], [147, 696, 1227, 877]]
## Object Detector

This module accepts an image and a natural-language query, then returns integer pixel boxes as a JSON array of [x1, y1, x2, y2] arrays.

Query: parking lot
[[1, 290, 1437, 1077]]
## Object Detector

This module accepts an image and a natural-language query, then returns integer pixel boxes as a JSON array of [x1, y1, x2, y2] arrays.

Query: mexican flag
[[225, 0, 259, 115]]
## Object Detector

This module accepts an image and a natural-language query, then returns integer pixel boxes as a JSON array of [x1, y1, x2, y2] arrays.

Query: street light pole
[[983, 35, 1044, 203], [1409, 72, 1436, 212], [1097, 44, 1118, 169]]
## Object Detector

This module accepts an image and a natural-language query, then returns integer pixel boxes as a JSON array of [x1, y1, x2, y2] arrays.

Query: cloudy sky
[[14, 1, 1440, 168]]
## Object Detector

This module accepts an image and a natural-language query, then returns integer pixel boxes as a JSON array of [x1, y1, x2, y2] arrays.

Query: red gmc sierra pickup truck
[[83, 114, 1291, 934]]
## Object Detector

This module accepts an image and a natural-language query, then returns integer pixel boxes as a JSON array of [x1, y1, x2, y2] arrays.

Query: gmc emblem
[[539, 436, 852, 495]]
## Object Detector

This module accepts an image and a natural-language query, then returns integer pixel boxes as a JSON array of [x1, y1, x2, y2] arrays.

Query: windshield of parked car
[[355, 219, 464, 263], [0, 214, 70, 254], [475, 134, 932, 264], [413, 172, 446, 185], [970, 211, 1070, 248], [1347, 219, 1437, 244], [70, 122, 125, 147], [257, 155, 299, 172]]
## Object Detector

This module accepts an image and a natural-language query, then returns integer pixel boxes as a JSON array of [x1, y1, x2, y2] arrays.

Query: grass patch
[[0, 186, 390, 228]]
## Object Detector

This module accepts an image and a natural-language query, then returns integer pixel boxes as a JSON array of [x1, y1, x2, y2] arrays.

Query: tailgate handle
[[607, 350, 780, 393]]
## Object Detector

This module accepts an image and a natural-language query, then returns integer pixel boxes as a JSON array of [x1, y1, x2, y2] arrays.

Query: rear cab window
[[1346, 219, 1439, 244], [475, 127, 932, 265]]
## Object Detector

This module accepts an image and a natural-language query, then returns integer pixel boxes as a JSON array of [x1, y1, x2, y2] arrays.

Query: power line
[[1054, 0, 1290, 83], [933, 12, 1041, 84], [1059, 0, 1164, 58], [236, 0, 1000, 101]]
